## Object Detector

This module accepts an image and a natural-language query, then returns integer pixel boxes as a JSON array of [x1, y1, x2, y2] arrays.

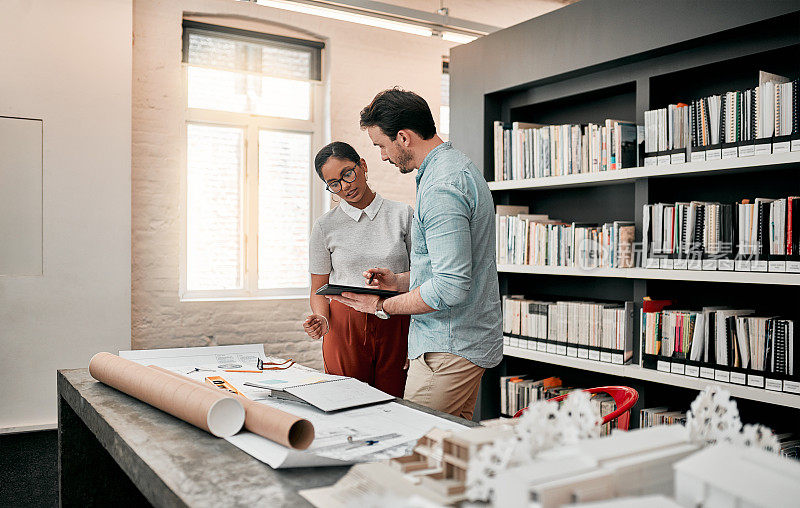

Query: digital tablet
[[315, 283, 400, 299]]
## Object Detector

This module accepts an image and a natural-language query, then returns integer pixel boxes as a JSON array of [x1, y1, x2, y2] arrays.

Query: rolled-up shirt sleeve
[[418, 183, 472, 310]]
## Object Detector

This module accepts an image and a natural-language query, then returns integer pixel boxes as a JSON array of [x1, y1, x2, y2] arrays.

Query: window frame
[[179, 23, 327, 301]]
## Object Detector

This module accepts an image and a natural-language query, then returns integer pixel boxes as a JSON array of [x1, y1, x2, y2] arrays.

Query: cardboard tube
[[151, 365, 315, 450], [89, 352, 245, 438]]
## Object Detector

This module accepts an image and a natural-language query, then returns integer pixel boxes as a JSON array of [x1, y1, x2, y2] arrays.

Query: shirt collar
[[338, 192, 384, 222], [416, 141, 451, 185]]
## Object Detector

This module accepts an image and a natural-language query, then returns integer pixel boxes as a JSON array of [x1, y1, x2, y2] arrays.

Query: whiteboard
[[0, 116, 43, 276]]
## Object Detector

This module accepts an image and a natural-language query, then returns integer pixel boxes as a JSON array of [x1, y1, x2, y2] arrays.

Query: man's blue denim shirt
[[408, 141, 503, 368]]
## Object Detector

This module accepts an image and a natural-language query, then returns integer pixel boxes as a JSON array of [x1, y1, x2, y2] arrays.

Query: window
[[181, 21, 325, 299], [439, 58, 450, 140]]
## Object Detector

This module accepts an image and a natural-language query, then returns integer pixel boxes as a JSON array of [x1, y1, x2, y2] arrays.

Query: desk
[[57, 369, 477, 507]]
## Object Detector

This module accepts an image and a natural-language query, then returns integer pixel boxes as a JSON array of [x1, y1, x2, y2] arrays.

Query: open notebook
[[250, 377, 395, 412]]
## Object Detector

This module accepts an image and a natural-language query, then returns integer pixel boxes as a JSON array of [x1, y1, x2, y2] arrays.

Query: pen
[[368, 271, 375, 285]]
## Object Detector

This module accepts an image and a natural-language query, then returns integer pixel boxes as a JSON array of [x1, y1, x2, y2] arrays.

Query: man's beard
[[392, 147, 414, 174]]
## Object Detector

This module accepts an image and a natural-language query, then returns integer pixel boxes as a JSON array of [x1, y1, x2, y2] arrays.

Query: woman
[[303, 141, 412, 397]]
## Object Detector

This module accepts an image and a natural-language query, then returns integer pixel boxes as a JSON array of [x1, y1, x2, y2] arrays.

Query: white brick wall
[[132, 0, 456, 368]]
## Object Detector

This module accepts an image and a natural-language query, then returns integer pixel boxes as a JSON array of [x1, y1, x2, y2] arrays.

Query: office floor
[[0, 430, 58, 507]]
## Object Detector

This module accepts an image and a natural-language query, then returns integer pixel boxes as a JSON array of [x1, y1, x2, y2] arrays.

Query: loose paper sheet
[[120, 345, 467, 468]]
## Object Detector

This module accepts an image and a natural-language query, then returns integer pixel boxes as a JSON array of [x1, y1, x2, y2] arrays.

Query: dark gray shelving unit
[[450, 0, 800, 428]]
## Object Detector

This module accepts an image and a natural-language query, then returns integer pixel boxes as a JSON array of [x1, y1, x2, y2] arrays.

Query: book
[[256, 376, 395, 412]]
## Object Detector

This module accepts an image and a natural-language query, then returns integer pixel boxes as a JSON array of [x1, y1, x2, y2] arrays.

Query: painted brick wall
[[132, 0, 456, 368]]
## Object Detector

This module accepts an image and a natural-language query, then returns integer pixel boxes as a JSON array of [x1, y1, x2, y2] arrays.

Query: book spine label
[[546, 342, 557, 354], [702, 259, 718, 270], [751, 260, 768, 272], [787, 261, 800, 273], [784, 380, 800, 394], [588, 349, 600, 361], [661, 258, 674, 269], [700, 367, 715, 379], [527, 340, 538, 350], [671, 152, 686, 164], [719, 259, 735, 271], [674, 259, 689, 270], [644, 156, 658, 167], [645, 257, 660, 269], [690, 150, 706, 162], [768, 261, 787, 272], [670, 363, 685, 375], [600, 351, 613, 363], [537, 341, 547, 352], [688, 259, 703, 270], [566, 346, 578, 357], [685, 365, 700, 377], [714, 370, 731, 383], [792, 139, 800, 152], [556, 344, 567, 355], [657, 360, 671, 372], [735, 260, 751, 271], [738, 144, 755, 157], [706, 148, 722, 160], [765, 378, 783, 391], [747, 374, 765, 388], [773, 141, 791, 153], [657, 154, 671, 165], [755, 143, 772, 156], [577, 348, 589, 359], [611, 353, 624, 364], [730, 372, 746, 385], [721, 147, 738, 159], [503, 336, 510, 346]]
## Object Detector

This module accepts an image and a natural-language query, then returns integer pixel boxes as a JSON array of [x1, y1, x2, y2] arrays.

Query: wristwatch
[[374, 298, 390, 320]]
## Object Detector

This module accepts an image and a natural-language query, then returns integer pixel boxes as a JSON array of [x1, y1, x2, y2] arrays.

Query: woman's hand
[[364, 267, 398, 291], [303, 314, 329, 340]]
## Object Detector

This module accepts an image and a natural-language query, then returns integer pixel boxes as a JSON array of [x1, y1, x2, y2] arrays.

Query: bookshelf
[[487, 151, 800, 191], [497, 265, 800, 286], [450, 0, 800, 429], [504, 344, 800, 409]]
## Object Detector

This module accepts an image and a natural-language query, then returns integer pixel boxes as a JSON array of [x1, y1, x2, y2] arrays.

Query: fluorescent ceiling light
[[442, 31, 478, 44], [256, 0, 434, 37]]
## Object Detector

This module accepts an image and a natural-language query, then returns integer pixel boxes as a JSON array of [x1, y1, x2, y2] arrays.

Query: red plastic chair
[[512, 386, 639, 431]]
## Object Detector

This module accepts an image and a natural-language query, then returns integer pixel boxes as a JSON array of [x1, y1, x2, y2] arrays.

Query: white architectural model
[[674, 443, 800, 508]]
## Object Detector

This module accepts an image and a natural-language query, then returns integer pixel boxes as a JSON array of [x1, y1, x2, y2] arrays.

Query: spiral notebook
[[252, 377, 395, 412]]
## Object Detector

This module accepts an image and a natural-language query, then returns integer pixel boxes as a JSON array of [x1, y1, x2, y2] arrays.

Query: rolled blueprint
[[151, 365, 315, 450], [88, 352, 245, 437]]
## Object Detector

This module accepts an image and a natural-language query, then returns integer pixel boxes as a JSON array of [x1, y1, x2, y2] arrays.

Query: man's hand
[[328, 292, 380, 314], [364, 267, 398, 291], [302, 314, 329, 340]]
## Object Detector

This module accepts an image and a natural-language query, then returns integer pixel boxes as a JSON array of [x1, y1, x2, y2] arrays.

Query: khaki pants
[[403, 352, 485, 420]]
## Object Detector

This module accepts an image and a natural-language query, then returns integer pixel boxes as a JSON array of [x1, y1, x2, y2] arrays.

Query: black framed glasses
[[325, 166, 358, 193]]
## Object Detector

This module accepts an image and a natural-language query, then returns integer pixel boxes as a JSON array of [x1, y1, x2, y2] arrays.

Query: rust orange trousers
[[322, 299, 409, 398]]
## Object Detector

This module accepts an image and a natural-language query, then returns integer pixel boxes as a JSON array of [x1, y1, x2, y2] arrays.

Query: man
[[329, 88, 502, 420]]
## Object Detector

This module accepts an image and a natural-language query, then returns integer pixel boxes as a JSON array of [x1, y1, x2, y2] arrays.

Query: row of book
[[499, 375, 562, 417], [496, 206, 635, 268], [643, 196, 800, 272], [640, 298, 798, 394], [492, 119, 639, 181], [644, 71, 799, 165], [639, 406, 686, 428], [498, 376, 618, 435], [502, 296, 634, 363]]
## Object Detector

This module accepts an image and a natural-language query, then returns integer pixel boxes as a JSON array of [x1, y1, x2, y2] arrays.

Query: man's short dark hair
[[359, 88, 437, 140]]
